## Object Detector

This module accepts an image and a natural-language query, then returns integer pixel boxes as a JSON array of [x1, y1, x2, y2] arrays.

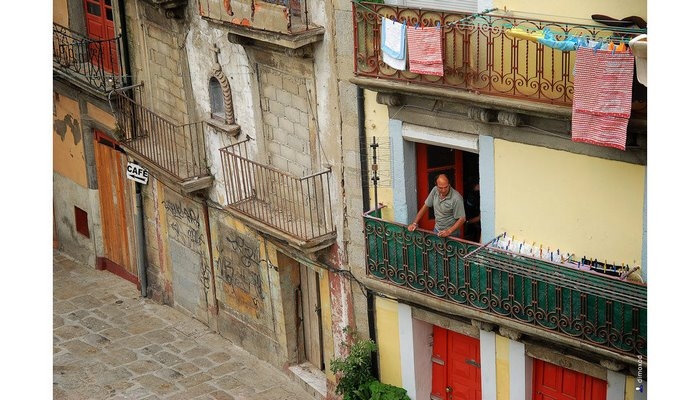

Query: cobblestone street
[[53, 250, 318, 400]]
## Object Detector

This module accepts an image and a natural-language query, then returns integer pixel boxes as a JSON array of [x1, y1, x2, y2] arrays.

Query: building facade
[[350, 1, 647, 399], [53, 0, 647, 399]]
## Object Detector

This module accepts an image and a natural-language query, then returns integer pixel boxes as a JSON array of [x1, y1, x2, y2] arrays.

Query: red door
[[416, 144, 464, 235], [84, 0, 119, 73], [431, 326, 482, 400], [533, 359, 606, 400], [417, 143, 482, 239]]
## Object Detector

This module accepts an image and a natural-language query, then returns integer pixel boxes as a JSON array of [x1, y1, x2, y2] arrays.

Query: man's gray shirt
[[425, 186, 466, 231]]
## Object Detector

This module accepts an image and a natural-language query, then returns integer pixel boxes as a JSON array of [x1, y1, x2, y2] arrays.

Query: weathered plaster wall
[[54, 94, 87, 188], [53, 0, 69, 26], [53, 93, 98, 267], [53, 173, 99, 267], [208, 207, 291, 367]]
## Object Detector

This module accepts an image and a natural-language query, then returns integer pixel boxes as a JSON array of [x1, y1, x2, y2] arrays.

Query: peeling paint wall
[[53, 94, 87, 188], [208, 208, 292, 367]]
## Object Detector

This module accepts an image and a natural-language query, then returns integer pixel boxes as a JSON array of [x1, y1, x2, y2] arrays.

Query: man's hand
[[408, 222, 418, 232], [437, 229, 450, 237]]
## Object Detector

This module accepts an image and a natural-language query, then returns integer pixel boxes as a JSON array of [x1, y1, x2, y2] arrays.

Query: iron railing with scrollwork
[[352, 3, 645, 106], [364, 208, 647, 359], [112, 88, 209, 181], [53, 23, 125, 92]]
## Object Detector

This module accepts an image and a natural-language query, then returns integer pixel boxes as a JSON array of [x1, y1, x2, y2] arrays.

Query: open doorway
[[415, 143, 480, 242]]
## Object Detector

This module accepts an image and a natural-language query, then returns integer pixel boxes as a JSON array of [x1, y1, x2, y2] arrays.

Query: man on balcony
[[408, 174, 466, 238]]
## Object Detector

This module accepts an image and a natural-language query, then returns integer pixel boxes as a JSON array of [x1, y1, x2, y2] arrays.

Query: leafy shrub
[[355, 380, 411, 400], [330, 330, 377, 400]]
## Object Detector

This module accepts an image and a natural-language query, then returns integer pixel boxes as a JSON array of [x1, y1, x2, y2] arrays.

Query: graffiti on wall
[[163, 198, 205, 253], [215, 225, 265, 319]]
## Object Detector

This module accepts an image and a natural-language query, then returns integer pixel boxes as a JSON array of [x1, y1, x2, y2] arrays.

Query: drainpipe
[[116, 0, 132, 89], [117, 0, 145, 296], [135, 182, 148, 297], [358, 86, 379, 376], [357, 87, 370, 212], [367, 289, 379, 379]]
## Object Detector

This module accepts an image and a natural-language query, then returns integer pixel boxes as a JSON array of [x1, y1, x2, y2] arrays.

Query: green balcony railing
[[364, 208, 647, 359]]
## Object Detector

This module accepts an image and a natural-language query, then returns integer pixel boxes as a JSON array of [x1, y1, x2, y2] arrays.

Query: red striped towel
[[406, 26, 443, 76], [571, 47, 635, 150]]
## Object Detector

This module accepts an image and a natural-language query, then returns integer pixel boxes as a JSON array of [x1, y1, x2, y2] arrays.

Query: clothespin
[[414, 22, 419, 29], [593, 40, 603, 53], [436, 21, 441, 30]]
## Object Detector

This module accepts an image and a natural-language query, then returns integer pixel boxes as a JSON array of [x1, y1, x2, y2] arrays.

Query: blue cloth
[[536, 28, 583, 52]]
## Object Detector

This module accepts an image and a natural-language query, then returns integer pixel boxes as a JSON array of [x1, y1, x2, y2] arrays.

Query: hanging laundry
[[571, 46, 635, 150], [381, 17, 407, 71], [628, 34, 647, 86], [505, 26, 544, 42], [406, 25, 444, 76], [537, 28, 583, 52]]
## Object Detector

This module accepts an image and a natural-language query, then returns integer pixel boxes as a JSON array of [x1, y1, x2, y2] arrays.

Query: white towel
[[381, 17, 407, 70], [381, 17, 406, 59]]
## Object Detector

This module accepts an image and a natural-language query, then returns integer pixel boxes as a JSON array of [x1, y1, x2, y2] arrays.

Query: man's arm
[[408, 204, 429, 231], [439, 216, 465, 237]]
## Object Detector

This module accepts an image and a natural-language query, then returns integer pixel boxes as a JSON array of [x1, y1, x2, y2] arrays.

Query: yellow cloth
[[506, 27, 544, 42]]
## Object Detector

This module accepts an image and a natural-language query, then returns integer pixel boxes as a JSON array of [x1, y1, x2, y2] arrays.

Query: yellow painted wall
[[87, 103, 117, 131], [53, 0, 69, 26], [494, 139, 645, 265], [53, 93, 87, 188], [492, 0, 647, 24], [495, 335, 510, 400], [375, 297, 402, 387], [364, 90, 394, 220]]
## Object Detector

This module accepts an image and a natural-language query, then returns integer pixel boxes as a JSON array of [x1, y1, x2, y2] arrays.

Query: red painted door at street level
[[84, 0, 119, 73], [431, 326, 482, 400], [533, 359, 607, 400]]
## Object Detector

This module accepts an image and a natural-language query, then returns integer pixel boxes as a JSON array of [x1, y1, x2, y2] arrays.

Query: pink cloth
[[406, 26, 443, 76], [571, 47, 635, 150]]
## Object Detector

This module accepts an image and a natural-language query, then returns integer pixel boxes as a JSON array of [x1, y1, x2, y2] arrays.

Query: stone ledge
[[288, 362, 327, 400]]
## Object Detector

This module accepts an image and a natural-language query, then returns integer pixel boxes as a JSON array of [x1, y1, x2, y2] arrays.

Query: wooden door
[[84, 0, 119, 73], [94, 131, 135, 280], [533, 359, 606, 400], [431, 326, 482, 400], [299, 265, 324, 370]]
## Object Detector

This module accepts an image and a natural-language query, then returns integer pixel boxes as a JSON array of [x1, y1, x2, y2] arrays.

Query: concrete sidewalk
[[53, 250, 318, 400]]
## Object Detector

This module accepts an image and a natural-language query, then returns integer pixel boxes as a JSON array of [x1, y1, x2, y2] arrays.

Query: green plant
[[330, 329, 378, 400], [355, 380, 411, 400]]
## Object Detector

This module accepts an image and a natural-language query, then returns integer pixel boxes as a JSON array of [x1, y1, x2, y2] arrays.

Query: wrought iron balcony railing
[[53, 23, 125, 92], [111, 88, 209, 184], [353, 3, 645, 106], [364, 208, 647, 360], [219, 140, 335, 244]]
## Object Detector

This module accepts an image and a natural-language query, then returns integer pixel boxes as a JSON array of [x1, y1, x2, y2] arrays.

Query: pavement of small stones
[[53, 250, 317, 400]]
